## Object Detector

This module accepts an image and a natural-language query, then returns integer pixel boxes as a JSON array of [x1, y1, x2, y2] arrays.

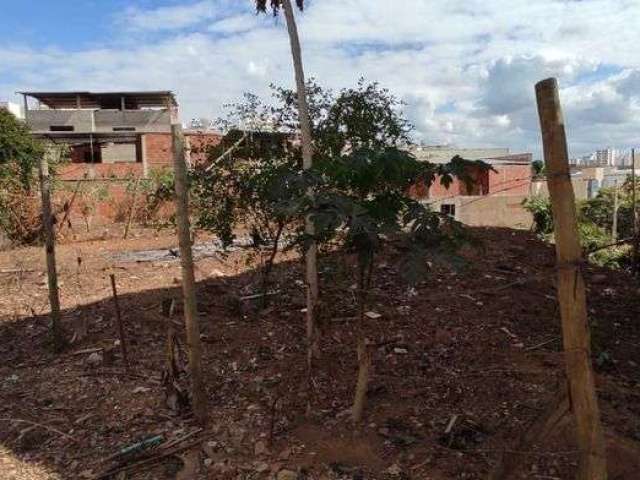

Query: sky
[[1, 0, 639, 158]]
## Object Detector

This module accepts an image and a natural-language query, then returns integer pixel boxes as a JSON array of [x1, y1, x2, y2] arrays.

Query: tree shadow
[[0, 227, 639, 479]]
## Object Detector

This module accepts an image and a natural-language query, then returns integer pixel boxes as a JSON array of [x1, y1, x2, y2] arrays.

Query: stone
[[254, 440, 267, 456], [386, 464, 402, 476], [277, 470, 298, 480], [278, 448, 292, 460], [86, 352, 103, 367]]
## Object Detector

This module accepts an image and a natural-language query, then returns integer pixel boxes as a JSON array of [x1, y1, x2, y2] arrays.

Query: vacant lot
[[1, 227, 639, 479]]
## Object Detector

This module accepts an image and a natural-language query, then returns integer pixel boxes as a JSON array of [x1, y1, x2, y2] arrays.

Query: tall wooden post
[[535, 78, 607, 479], [172, 124, 207, 424], [632, 149, 639, 275], [612, 180, 619, 241], [38, 150, 66, 352]]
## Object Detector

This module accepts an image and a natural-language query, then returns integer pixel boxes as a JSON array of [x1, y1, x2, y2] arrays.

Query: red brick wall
[[186, 132, 223, 166], [143, 132, 223, 170], [143, 133, 173, 170], [57, 163, 143, 181], [409, 163, 532, 200], [487, 163, 531, 196]]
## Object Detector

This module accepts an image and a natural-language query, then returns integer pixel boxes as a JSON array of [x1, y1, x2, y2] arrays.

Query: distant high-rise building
[[595, 148, 617, 166]]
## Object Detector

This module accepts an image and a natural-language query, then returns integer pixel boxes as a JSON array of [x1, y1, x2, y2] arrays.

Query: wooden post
[[632, 149, 639, 275], [612, 180, 619, 241], [38, 150, 66, 352], [172, 123, 207, 424], [123, 177, 141, 240], [535, 78, 607, 480], [109, 274, 129, 369]]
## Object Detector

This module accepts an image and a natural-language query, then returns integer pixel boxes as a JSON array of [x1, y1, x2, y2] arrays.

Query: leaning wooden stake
[[490, 387, 571, 479], [38, 150, 66, 352], [109, 274, 130, 369], [535, 77, 607, 480], [172, 124, 207, 424]]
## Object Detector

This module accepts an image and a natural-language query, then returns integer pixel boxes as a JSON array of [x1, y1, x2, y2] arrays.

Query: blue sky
[[1, 0, 639, 157], [1, 1, 125, 49]]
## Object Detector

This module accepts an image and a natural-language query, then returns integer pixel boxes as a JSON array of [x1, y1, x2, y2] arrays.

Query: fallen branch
[[0, 268, 36, 275], [525, 337, 560, 351], [586, 237, 633, 255], [93, 436, 205, 479], [56, 175, 86, 237], [161, 428, 202, 450], [239, 290, 281, 302], [71, 347, 104, 356], [0, 417, 78, 444]]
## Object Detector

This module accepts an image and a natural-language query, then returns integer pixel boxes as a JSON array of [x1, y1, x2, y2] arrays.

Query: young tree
[[194, 79, 489, 422], [256, 0, 321, 366], [0, 108, 43, 243], [308, 81, 484, 422]]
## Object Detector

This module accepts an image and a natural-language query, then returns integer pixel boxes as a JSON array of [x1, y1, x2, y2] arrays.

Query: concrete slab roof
[[18, 91, 177, 109]]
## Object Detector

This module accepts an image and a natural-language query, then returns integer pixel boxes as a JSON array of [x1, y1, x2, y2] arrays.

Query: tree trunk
[[123, 176, 141, 240], [282, 0, 320, 367], [172, 124, 207, 425], [352, 260, 373, 423], [261, 222, 285, 308], [38, 150, 66, 352], [535, 77, 607, 480]]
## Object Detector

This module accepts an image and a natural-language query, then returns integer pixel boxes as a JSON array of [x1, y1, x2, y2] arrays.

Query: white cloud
[[1, 0, 640, 156], [124, 0, 236, 32]]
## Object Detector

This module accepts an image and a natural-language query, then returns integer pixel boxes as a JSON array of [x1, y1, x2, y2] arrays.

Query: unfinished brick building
[[408, 147, 534, 229], [20, 90, 222, 180]]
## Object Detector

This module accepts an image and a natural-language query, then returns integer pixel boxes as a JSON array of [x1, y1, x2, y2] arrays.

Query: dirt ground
[[1, 226, 639, 480]]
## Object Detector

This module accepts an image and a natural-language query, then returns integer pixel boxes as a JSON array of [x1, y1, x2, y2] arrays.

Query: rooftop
[[19, 91, 177, 109]]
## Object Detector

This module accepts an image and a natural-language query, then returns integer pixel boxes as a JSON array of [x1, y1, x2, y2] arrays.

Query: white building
[[595, 148, 618, 166], [0, 101, 24, 119]]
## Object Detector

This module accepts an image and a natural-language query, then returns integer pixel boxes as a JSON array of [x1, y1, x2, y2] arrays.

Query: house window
[[50, 125, 74, 132], [113, 126, 136, 132], [441, 204, 456, 217]]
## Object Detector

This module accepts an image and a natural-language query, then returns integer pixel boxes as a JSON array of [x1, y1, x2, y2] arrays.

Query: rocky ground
[[0, 226, 639, 479]]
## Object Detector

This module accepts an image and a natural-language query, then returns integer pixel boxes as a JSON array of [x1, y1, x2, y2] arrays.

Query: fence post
[[38, 149, 66, 352], [535, 77, 607, 479], [172, 123, 207, 424], [109, 274, 130, 369], [123, 176, 141, 240], [632, 149, 639, 275], [612, 180, 619, 241]]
